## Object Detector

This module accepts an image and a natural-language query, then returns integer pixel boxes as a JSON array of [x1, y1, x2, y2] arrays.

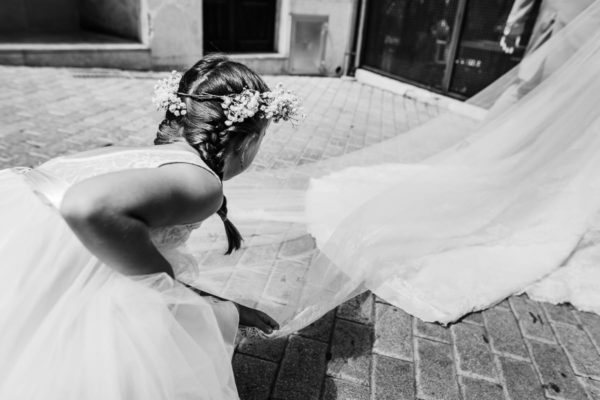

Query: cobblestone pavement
[[1, 65, 600, 400]]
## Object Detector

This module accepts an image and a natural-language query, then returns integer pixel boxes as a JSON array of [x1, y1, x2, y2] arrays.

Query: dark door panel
[[362, 0, 459, 92], [204, 0, 276, 53]]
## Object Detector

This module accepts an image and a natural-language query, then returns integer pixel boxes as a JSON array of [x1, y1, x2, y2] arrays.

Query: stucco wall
[[288, 0, 355, 75], [80, 0, 141, 41], [0, 0, 355, 73], [145, 0, 204, 68], [145, 0, 354, 72]]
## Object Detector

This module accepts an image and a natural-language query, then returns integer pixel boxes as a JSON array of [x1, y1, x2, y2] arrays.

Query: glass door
[[360, 0, 535, 99], [449, 0, 526, 97]]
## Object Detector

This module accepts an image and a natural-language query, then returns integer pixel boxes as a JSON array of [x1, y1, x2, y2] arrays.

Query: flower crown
[[152, 71, 306, 127]]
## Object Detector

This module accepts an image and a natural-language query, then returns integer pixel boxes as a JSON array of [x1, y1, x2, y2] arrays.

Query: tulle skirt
[[0, 169, 240, 400]]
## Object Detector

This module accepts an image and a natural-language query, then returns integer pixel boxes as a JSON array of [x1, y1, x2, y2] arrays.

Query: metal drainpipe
[[343, 0, 366, 76]]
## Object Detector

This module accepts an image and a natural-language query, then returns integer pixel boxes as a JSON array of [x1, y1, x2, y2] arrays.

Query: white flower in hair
[[261, 83, 306, 126], [220, 83, 306, 127], [222, 89, 262, 126], [152, 71, 305, 125], [152, 71, 187, 117]]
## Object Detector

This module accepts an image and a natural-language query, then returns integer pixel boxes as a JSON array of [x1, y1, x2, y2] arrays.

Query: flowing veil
[[176, 2, 600, 335]]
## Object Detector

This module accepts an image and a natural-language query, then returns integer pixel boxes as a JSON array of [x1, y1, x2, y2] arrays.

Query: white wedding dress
[[176, 1, 600, 333], [0, 148, 240, 399], [304, 1, 600, 323]]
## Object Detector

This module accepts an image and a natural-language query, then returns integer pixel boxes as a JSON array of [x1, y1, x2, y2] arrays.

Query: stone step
[[0, 43, 151, 70]]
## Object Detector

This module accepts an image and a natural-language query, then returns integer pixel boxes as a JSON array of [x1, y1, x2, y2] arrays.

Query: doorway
[[203, 0, 277, 53], [0, 0, 142, 45]]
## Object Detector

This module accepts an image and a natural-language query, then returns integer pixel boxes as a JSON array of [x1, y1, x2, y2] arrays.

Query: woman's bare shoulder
[[61, 157, 223, 227], [157, 161, 223, 201]]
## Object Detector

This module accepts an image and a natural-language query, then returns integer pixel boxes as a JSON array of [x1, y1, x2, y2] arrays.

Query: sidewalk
[[1, 65, 599, 400]]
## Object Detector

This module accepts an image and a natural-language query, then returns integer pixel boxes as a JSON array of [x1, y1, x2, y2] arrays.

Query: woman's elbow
[[60, 190, 107, 226]]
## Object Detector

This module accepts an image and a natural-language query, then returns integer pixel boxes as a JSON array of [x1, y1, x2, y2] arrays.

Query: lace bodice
[[30, 147, 219, 250], [148, 222, 202, 249]]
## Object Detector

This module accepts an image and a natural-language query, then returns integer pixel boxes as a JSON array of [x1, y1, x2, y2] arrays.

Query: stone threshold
[[0, 45, 152, 70]]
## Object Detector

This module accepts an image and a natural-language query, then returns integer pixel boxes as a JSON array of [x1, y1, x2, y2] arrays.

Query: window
[[203, 0, 277, 53], [449, 0, 528, 96], [361, 0, 537, 98], [362, 0, 460, 92]]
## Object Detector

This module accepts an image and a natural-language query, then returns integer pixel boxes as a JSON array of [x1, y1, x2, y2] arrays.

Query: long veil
[[176, 2, 600, 335]]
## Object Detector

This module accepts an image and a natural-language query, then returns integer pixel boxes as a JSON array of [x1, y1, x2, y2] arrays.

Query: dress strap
[[156, 149, 221, 182]]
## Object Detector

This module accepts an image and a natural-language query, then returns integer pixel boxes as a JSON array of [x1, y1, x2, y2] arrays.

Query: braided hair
[[155, 54, 270, 254]]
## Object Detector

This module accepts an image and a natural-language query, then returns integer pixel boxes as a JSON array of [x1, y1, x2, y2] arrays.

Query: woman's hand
[[235, 303, 280, 334], [500, 31, 522, 54], [179, 282, 280, 334]]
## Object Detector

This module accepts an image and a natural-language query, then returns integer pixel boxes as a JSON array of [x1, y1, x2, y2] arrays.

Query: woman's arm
[[60, 164, 223, 277], [505, 0, 537, 36], [501, 0, 537, 53]]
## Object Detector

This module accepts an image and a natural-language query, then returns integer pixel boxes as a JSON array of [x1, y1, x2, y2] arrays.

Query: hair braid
[[153, 53, 270, 255], [187, 124, 243, 254]]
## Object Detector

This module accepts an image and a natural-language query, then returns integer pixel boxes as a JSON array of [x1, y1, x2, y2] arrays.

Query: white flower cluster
[[260, 83, 306, 126], [221, 89, 262, 126], [222, 83, 306, 127], [151, 71, 187, 117], [152, 71, 305, 126]]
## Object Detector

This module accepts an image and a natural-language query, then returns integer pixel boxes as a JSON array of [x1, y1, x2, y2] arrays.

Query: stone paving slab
[[1, 65, 600, 400]]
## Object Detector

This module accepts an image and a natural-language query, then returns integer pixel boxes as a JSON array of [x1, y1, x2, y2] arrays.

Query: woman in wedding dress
[[0, 54, 301, 399]]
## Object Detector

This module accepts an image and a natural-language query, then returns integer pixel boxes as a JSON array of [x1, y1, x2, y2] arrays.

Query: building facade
[[0, 0, 537, 99], [0, 0, 357, 75]]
